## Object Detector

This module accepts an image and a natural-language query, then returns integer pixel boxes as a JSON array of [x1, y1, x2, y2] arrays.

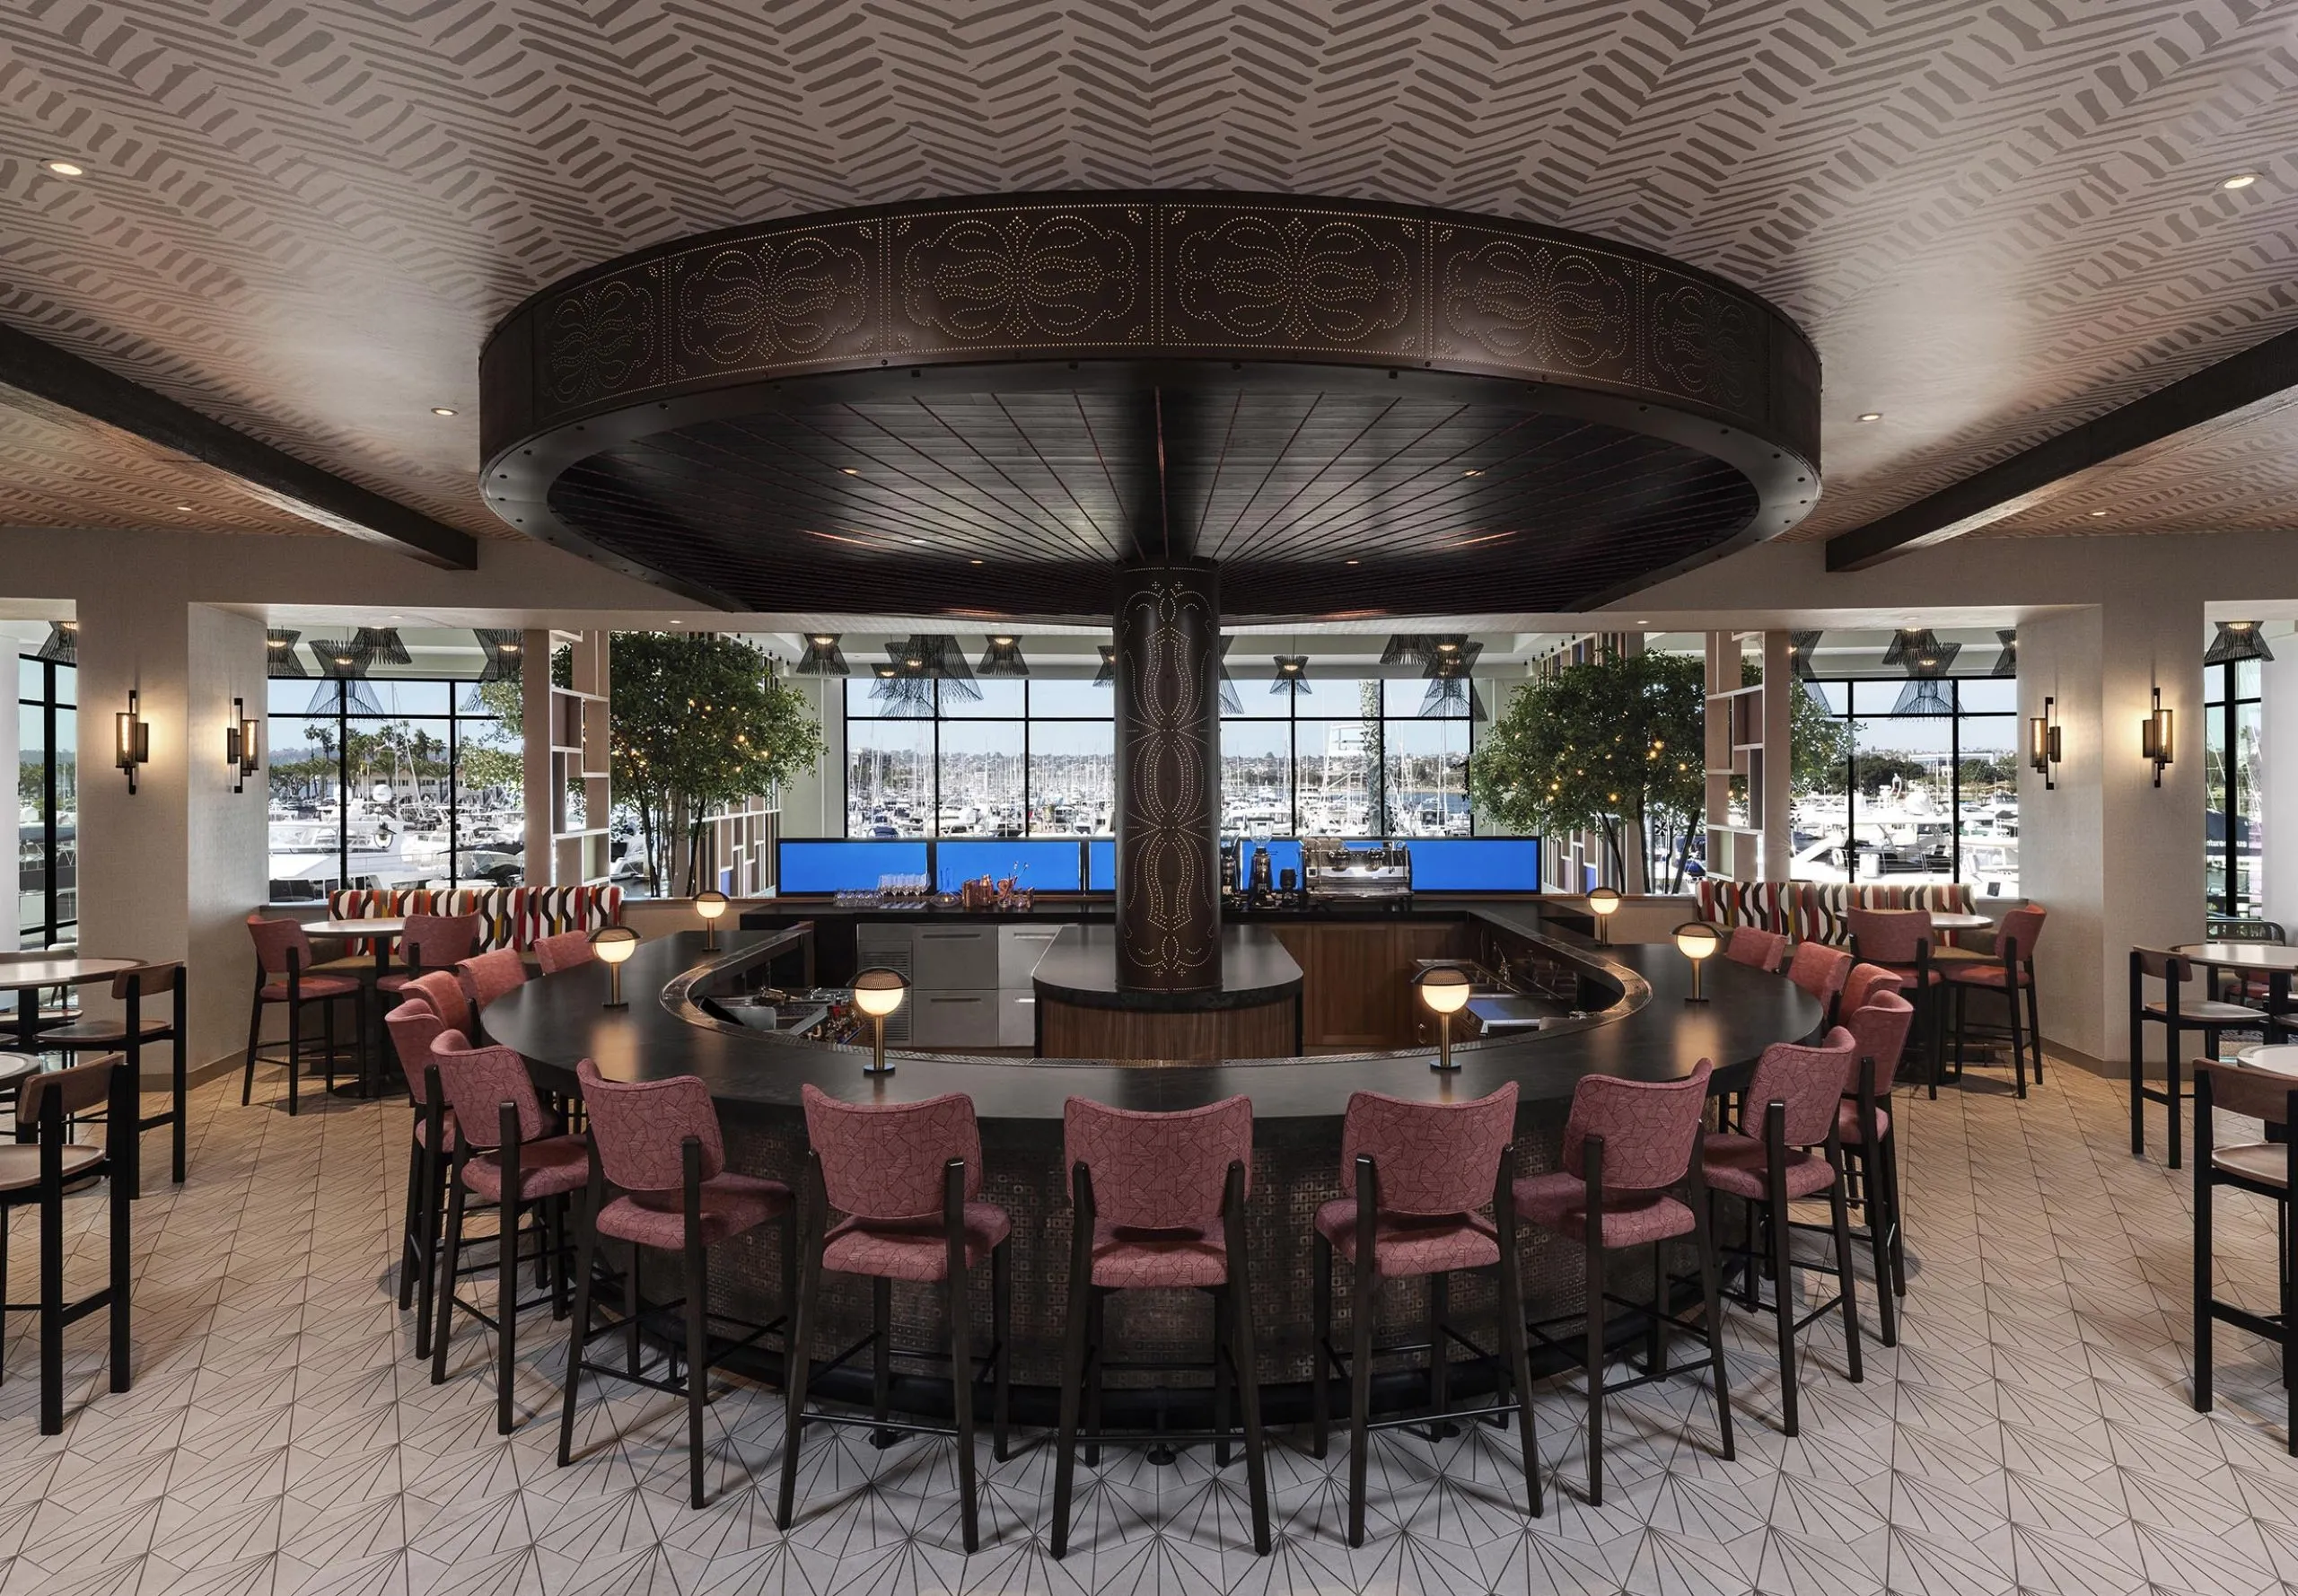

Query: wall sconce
[[225, 697, 260, 793], [1587, 886, 1621, 945], [2028, 696, 2060, 791], [2142, 686, 2173, 787], [1416, 966, 1471, 1072], [116, 688, 150, 794]]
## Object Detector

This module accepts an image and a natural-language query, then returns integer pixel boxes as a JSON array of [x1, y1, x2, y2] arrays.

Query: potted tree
[[608, 632, 827, 896]]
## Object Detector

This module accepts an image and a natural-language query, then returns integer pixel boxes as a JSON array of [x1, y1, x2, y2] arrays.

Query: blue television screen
[[936, 840, 1083, 894], [1407, 838, 1541, 892], [1087, 838, 1116, 892], [777, 839, 929, 895]]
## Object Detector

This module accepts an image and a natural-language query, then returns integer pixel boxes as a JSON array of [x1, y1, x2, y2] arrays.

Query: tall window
[[1786, 677, 2020, 896], [844, 674, 1482, 839], [267, 676, 524, 900], [2206, 659, 2262, 917], [18, 656, 76, 945]]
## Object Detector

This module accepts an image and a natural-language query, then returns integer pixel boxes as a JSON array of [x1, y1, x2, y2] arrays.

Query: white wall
[[2262, 653, 2298, 930], [185, 607, 269, 1066], [776, 675, 845, 839]]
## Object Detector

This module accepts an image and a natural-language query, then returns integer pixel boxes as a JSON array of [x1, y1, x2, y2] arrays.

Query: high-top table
[[2173, 942, 2298, 1031], [0, 955, 142, 1053]]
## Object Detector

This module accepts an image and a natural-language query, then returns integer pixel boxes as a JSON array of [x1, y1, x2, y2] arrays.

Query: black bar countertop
[[486, 905, 1817, 1134], [1031, 924, 1302, 1013]]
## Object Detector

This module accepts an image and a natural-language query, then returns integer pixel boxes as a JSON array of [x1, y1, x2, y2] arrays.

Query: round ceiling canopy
[[481, 192, 1820, 618]]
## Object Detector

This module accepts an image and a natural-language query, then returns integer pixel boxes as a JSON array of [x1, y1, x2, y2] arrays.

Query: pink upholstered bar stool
[[1051, 1096, 1269, 1560], [1840, 989, 1916, 1342], [558, 1059, 795, 1508], [535, 930, 595, 974], [384, 995, 456, 1359], [1846, 907, 1943, 1092], [428, 1029, 592, 1434], [1725, 926, 1786, 973], [1311, 1083, 1539, 1547], [1839, 961, 1902, 1018], [1944, 903, 2048, 1096], [1703, 1029, 1864, 1435], [457, 948, 530, 1033], [371, 913, 481, 1096], [242, 916, 364, 1115], [1785, 941, 1855, 1028], [1513, 1063, 1732, 1506], [404, 969, 472, 1036], [778, 1084, 1012, 1553]]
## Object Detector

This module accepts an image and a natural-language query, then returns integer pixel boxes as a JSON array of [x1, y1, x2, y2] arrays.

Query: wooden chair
[[2132, 948, 2262, 1168], [41, 962, 187, 1190], [2192, 1059, 2298, 1452]]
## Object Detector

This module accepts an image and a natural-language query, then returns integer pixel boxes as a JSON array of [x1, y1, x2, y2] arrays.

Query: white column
[[2261, 649, 2298, 927], [2019, 597, 2206, 1060], [1760, 630, 1793, 880], [76, 576, 268, 1074]]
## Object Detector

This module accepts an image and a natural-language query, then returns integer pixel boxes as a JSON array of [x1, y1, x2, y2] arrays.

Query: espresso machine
[[1301, 838, 1413, 907]]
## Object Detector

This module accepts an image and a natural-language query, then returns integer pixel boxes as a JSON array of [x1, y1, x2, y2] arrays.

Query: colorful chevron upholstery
[[328, 884, 623, 953], [1694, 880, 1974, 947]]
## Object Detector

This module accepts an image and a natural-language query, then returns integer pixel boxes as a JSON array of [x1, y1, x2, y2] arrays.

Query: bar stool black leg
[[1584, 1229, 1607, 1506], [991, 1241, 1011, 1464], [1311, 1233, 1331, 1459]]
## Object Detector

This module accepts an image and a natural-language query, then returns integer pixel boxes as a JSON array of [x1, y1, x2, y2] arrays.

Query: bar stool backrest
[[18, 1055, 117, 1126], [535, 930, 595, 974], [405, 970, 471, 1035], [1338, 1083, 1517, 1216], [1725, 926, 1786, 971], [1786, 942, 1855, 1006], [431, 1029, 547, 1148], [1845, 990, 1916, 1094], [1846, 908, 1928, 964], [1065, 1094, 1251, 1229], [578, 1057, 725, 1193], [1742, 1028, 1860, 1146], [457, 948, 528, 1010], [1841, 961, 1902, 1015], [383, 1000, 449, 1105], [802, 1082, 981, 1222], [402, 913, 480, 971], [248, 916, 316, 977], [1561, 1062, 1714, 1193], [2199, 1058, 2298, 1123], [1995, 905, 2048, 963]]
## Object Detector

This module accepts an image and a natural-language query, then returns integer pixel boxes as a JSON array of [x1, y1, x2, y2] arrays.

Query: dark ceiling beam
[[0, 322, 476, 569], [1826, 323, 2298, 571]]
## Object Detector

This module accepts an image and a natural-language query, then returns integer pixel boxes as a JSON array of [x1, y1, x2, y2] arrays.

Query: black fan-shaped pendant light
[[1991, 630, 2017, 678], [2205, 621, 2276, 666], [354, 627, 411, 666], [475, 629, 524, 683], [1890, 635, 1960, 715], [1270, 655, 1311, 697], [795, 634, 849, 676], [1093, 645, 1116, 687], [267, 628, 307, 678], [34, 620, 76, 665], [1789, 631, 1821, 680], [977, 635, 1028, 677]]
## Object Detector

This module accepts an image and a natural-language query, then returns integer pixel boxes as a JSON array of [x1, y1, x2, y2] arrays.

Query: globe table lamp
[[1588, 887, 1621, 945], [1417, 965, 1472, 1072], [853, 968, 909, 1076], [591, 925, 640, 1008], [695, 890, 730, 951], [1674, 922, 1721, 1004]]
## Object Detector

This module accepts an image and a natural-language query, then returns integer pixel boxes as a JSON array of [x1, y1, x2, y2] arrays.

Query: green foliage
[[610, 632, 827, 893], [1468, 647, 1704, 887], [1741, 662, 1855, 796], [457, 678, 523, 795]]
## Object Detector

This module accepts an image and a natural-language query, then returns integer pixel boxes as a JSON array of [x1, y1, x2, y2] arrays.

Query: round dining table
[[1928, 910, 1995, 934], [304, 917, 408, 972], [0, 955, 144, 1053]]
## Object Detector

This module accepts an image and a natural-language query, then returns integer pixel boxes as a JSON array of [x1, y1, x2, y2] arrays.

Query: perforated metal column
[[1113, 561, 1223, 993]]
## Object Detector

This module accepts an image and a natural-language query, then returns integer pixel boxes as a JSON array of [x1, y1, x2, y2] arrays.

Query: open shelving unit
[[523, 628, 612, 889], [1702, 632, 1792, 882]]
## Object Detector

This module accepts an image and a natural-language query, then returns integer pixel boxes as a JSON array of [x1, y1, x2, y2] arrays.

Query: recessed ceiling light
[[1345, 558, 1360, 566], [173, 503, 193, 511], [911, 537, 927, 545], [43, 160, 82, 177], [1855, 412, 1882, 423], [430, 407, 457, 417], [840, 467, 861, 476], [969, 558, 984, 566], [2089, 508, 2109, 517], [2223, 173, 2259, 189], [1462, 469, 1483, 477]]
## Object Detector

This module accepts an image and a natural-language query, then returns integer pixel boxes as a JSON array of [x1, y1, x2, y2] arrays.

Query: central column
[[1113, 560, 1223, 992]]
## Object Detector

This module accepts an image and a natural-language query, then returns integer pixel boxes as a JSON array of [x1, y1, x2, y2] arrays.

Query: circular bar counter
[[483, 905, 1820, 1425]]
